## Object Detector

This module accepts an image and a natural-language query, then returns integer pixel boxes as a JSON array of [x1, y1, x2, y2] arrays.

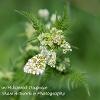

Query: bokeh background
[[0, 0, 100, 100]]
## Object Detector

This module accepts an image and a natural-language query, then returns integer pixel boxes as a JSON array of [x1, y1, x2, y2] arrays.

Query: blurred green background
[[0, 0, 100, 100]]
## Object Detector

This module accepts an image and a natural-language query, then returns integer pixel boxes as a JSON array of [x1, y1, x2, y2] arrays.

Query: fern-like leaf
[[15, 10, 45, 33], [67, 70, 90, 96], [54, 8, 72, 32]]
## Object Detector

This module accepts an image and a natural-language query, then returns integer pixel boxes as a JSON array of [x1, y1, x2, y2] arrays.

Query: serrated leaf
[[67, 70, 90, 96], [15, 10, 45, 33]]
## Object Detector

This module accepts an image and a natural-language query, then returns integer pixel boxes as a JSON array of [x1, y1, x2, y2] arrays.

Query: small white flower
[[50, 27, 63, 34], [53, 34, 64, 45], [38, 9, 49, 20], [40, 46, 56, 68], [47, 51, 56, 68], [24, 54, 46, 75], [45, 22, 51, 29], [51, 14, 56, 23], [61, 41, 72, 54], [50, 27, 64, 45], [65, 58, 71, 67], [56, 64, 66, 72], [25, 22, 35, 39], [50, 27, 57, 33], [40, 46, 49, 57], [56, 58, 70, 72], [51, 14, 61, 23]]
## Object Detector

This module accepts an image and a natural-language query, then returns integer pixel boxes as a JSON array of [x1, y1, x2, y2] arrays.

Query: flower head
[[38, 27, 72, 54], [40, 46, 56, 68], [51, 29, 64, 45], [38, 27, 63, 47], [24, 54, 46, 75], [47, 51, 56, 68], [38, 32, 53, 47], [24, 26, 72, 75], [61, 41, 72, 54]]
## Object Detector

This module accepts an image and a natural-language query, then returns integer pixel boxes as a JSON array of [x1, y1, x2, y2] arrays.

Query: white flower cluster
[[60, 41, 72, 54], [24, 27, 72, 75], [24, 46, 56, 75], [23, 9, 72, 75], [40, 46, 56, 68], [38, 27, 72, 54], [56, 58, 70, 72], [47, 51, 56, 68], [56, 64, 66, 72], [24, 54, 46, 75], [38, 32, 53, 47]]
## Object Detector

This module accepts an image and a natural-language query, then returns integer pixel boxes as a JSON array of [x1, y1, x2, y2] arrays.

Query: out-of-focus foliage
[[0, 0, 100, 100]]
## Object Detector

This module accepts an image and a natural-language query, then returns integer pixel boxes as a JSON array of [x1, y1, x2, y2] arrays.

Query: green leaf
[[15, 10, 45, 33], [54, 8, 72, 32], [67, 70, 90, 96]]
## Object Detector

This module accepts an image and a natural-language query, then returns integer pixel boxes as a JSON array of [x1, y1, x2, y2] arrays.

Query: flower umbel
[[38, 32, 53, 47], [61, 41, 72, 54], [40, 46, 56, 68], [46, 50, 56, 68], [38, 27, 72, 54], [24, 54, 46, 75]]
